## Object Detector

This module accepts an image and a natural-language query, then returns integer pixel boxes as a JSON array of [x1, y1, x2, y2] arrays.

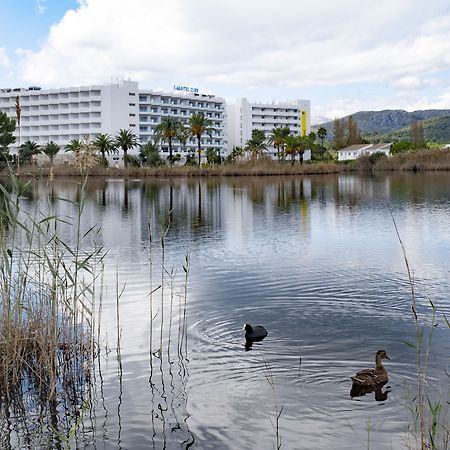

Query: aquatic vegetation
[[392, 212, 449, 450], [0, 171, 102, 448]]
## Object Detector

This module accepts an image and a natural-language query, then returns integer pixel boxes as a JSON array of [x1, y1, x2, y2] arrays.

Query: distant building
[[337, 143, 391, 161], [138, 89, 226, 159], [0, 81, 140, 155], [1, 82, 312, 162], [0, 81, 227, 161], [227, 98, 311, 159]]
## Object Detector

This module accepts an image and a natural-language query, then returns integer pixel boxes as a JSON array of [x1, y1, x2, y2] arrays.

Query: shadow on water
[[350, 383, 391, 402]]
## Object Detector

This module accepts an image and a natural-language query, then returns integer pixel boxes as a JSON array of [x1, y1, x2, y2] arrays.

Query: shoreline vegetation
[[4, 148, 450, 179], [0, 171, 193, 447]]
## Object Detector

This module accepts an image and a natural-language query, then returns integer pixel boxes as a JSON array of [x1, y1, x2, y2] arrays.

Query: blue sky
[[2, 0, 450, 123]]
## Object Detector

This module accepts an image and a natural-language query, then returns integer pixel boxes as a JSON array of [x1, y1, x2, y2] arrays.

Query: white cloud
[[391, 77, 434, 90], [14, 0, 450, 118]]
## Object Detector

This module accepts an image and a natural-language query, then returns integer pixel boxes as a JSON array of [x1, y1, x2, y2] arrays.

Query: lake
[[2, 172, 450, 449]]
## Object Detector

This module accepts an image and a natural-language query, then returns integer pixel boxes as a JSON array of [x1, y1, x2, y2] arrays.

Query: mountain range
[[314, 109, 450, 143]]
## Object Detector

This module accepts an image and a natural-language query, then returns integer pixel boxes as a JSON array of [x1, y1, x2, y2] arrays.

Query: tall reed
[[391, 211, 449, 449], [145, 209, 192, 447], [0, 171, 102, 448]]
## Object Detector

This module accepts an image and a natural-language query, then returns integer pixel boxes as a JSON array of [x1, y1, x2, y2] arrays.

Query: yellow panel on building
[[301, 111, 307, 136]]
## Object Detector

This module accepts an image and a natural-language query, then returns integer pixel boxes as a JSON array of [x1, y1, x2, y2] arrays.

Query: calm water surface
[[5, 173, 450, 449]]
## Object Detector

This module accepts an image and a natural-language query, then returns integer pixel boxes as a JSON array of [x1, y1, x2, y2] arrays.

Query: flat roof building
[[0, 80, 140, 154], [0, 81, 227, 161], [1, 81, 311, 162], [138, 89, 226, 158], [227, 98, 311, 158]]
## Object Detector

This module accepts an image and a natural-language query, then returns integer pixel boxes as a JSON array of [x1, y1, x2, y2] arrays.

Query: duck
[[243, 323, 268, 342], [351, 349, 390, 388]]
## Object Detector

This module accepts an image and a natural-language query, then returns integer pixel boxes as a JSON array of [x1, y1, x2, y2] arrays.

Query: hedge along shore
[[5, 148, 450, 179]]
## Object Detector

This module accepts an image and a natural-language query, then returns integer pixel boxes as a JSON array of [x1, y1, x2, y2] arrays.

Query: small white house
[[338, 143, 391, 161]]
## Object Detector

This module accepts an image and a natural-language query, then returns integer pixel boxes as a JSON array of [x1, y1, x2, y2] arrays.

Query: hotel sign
[[173, 85, 199, 93]]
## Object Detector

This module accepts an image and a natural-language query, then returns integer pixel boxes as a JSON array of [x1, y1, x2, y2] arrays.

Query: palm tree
[[19, 140, 40, 164], [284, 135, 302, 165], [115, 129, 138, 167], [42, 141, 60, 167], [178, 127, 191, 153], [284, 134, 311, 165], [224, 145, 244, 164], [140, 141, 163, 167], [65, 138, 83, 153], [268, 126, 290, 160], [245, 129, 267, 160], [94, 133, 117, 160], [187, 113, 215, 166], [154, 117, 183, 165]]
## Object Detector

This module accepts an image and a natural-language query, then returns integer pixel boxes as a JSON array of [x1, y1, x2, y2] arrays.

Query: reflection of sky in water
[[12, 173, 450, 450]]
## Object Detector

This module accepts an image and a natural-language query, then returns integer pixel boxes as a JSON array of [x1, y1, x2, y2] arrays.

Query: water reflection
[[1, 173, 449, 449], [350, 383, 391, 402]]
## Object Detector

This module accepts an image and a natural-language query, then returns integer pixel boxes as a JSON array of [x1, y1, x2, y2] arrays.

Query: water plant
[[391, 212, 449, 449], [0, 170, 103, 448], [143, 210, 193, 447], [262, 357, 283, 450]]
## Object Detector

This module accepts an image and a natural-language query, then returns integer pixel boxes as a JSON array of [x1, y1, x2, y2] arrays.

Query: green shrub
[[391, 141, 420, 154]]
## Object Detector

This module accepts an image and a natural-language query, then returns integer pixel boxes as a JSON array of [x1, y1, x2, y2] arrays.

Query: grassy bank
[[4, 149, 450, 179], [373, 148, 450, 171], [9, 159, 341, 178]]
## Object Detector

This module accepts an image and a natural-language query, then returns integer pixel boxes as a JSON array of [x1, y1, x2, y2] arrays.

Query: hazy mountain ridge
[[315, 109, 450, 142], [366, 115, 450, 143]]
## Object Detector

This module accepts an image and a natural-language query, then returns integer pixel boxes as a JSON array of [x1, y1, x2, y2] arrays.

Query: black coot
[[244, 323, 268, 341]]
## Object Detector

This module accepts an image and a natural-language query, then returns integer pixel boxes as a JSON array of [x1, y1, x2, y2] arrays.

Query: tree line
[[0, 111, 218, 168], [225, 126, 330, 165], [331, 116, 427, 152]]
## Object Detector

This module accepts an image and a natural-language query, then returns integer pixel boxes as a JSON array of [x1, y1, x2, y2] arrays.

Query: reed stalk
[[0, 169, 102, 447], [262, 358, 283, 450], [391, 211, 449, 449]]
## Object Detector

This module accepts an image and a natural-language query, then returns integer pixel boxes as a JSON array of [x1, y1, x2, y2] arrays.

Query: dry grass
[[9, 159, 342, 178], [10, 149, 450, 179], [373, 149, 450, 172], [0, 172, 101, 446]]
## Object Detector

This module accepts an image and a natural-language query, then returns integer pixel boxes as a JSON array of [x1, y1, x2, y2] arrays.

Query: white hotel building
[[227, 98, 311, 157], [0, 80, 226, 159], [138, 89, 226, 157], [1, 80, 310, 161], [0, 81, 140, 154]]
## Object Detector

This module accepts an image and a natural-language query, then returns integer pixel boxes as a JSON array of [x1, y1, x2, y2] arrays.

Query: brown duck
[[351, 349, 390, 388]]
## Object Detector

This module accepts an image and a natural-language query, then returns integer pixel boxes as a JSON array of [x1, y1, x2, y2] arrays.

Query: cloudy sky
[[1, 0, 450, 123]]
